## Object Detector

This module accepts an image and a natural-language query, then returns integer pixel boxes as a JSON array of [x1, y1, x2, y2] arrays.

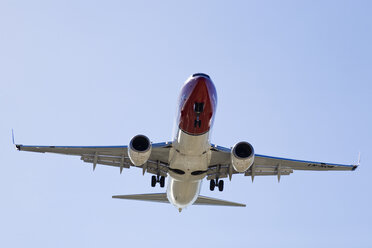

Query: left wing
[[208, 144, 357, 181], [16, 142, 172, 176]]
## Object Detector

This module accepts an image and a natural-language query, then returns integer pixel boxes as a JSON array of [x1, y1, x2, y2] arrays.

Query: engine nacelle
[[128, 135, 152, 166], [231, 141, 255, 173]]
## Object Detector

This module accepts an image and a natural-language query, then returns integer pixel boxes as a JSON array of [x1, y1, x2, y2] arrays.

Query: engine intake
[[128, 135, 152, 166], [231, 141, 255, 172]]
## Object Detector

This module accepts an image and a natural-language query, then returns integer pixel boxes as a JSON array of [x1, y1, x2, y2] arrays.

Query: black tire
[[218, 180, 224, 192], [210, 179, 215, 191], [160, 176, 165, 188], [151, 175, 157, 187]]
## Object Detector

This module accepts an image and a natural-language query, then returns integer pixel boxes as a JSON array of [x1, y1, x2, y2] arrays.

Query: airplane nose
[[178, 73, 217, 135], [189, 73, 213, 99], [193, 78, 209, 97], [192, 73, 210, 79]]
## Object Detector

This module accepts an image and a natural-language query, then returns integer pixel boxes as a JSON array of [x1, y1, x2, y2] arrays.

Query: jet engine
[[128, 135, 152, 166], [231, 141, 255, 172]]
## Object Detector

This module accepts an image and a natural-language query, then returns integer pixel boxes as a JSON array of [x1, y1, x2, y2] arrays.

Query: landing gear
[[210, 178, 224, 192], [194, 119, 201, 128], [151, 175, 157, 187], [218, 180, 224, 192], [151, 175, 165, 188], [210, 179, 215, 191], [160, 176, 165, 188]]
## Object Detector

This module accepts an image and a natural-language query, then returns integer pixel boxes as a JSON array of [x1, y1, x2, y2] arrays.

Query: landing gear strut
[[151, 175, 165, 188], [210, 178, 224, 192]]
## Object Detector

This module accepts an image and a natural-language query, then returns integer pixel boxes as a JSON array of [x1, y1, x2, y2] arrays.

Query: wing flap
[[255, 154, 357, 171]]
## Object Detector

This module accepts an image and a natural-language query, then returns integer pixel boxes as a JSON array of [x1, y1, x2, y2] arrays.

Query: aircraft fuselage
[[167, 73, 217, 209]]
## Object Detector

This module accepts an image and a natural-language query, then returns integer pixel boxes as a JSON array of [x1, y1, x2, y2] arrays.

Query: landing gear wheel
[[160, 176, 165, 188], [151, 175, 157, 187], [218, 180, 224, 192], [194, 119, 202, 128], [210, 179, 215, 191]]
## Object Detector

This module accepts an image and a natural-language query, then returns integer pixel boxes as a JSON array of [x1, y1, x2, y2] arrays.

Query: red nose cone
[[178, 75, 217, 135]]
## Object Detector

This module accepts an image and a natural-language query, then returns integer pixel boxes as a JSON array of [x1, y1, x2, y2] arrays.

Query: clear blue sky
[[1, 1, 371, 247]]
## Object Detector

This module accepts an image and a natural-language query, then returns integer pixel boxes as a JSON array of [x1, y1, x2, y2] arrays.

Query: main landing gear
[[210, 178, 224, 192], [151, 175, 165, 188]]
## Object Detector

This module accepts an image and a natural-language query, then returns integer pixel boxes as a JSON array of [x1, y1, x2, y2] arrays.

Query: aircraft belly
[[166, 129, 210, 208], [167, 177, 201, 208], [174, 130, 210, 155], [170, 130, 211, 172], [170, 153, 207, 178]]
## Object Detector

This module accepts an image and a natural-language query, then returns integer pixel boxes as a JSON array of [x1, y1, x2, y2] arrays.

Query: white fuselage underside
[[166, 129, 211, 209]]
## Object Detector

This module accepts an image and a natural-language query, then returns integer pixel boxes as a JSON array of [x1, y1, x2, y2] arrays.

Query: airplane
[[15, 73, 358, 212]]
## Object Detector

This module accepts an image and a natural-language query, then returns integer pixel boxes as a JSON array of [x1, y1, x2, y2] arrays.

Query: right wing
[[16, 142, 172, 177], [208, 144, 357, 181]]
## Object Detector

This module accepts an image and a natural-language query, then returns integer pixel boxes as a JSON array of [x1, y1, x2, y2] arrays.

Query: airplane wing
[[15, 142, 172, 176], [208, 144, 358, 181]]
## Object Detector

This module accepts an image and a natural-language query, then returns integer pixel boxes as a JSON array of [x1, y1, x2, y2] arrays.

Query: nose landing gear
[[209, 178, 224, 192], [193, 102, 204, 128], [151, 175, 165, 188]]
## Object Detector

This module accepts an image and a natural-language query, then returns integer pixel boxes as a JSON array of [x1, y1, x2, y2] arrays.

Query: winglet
[[12, 129, 21, 150], [12, 129, 15, 145], [351, 152, 361, 171], [352, 152, 361, 171]]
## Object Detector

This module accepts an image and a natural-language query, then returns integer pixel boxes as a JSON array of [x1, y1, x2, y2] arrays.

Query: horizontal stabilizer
[[112, 193, 169, 204], [194, 195, 246, 207], [112, 193, 245, 207]]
